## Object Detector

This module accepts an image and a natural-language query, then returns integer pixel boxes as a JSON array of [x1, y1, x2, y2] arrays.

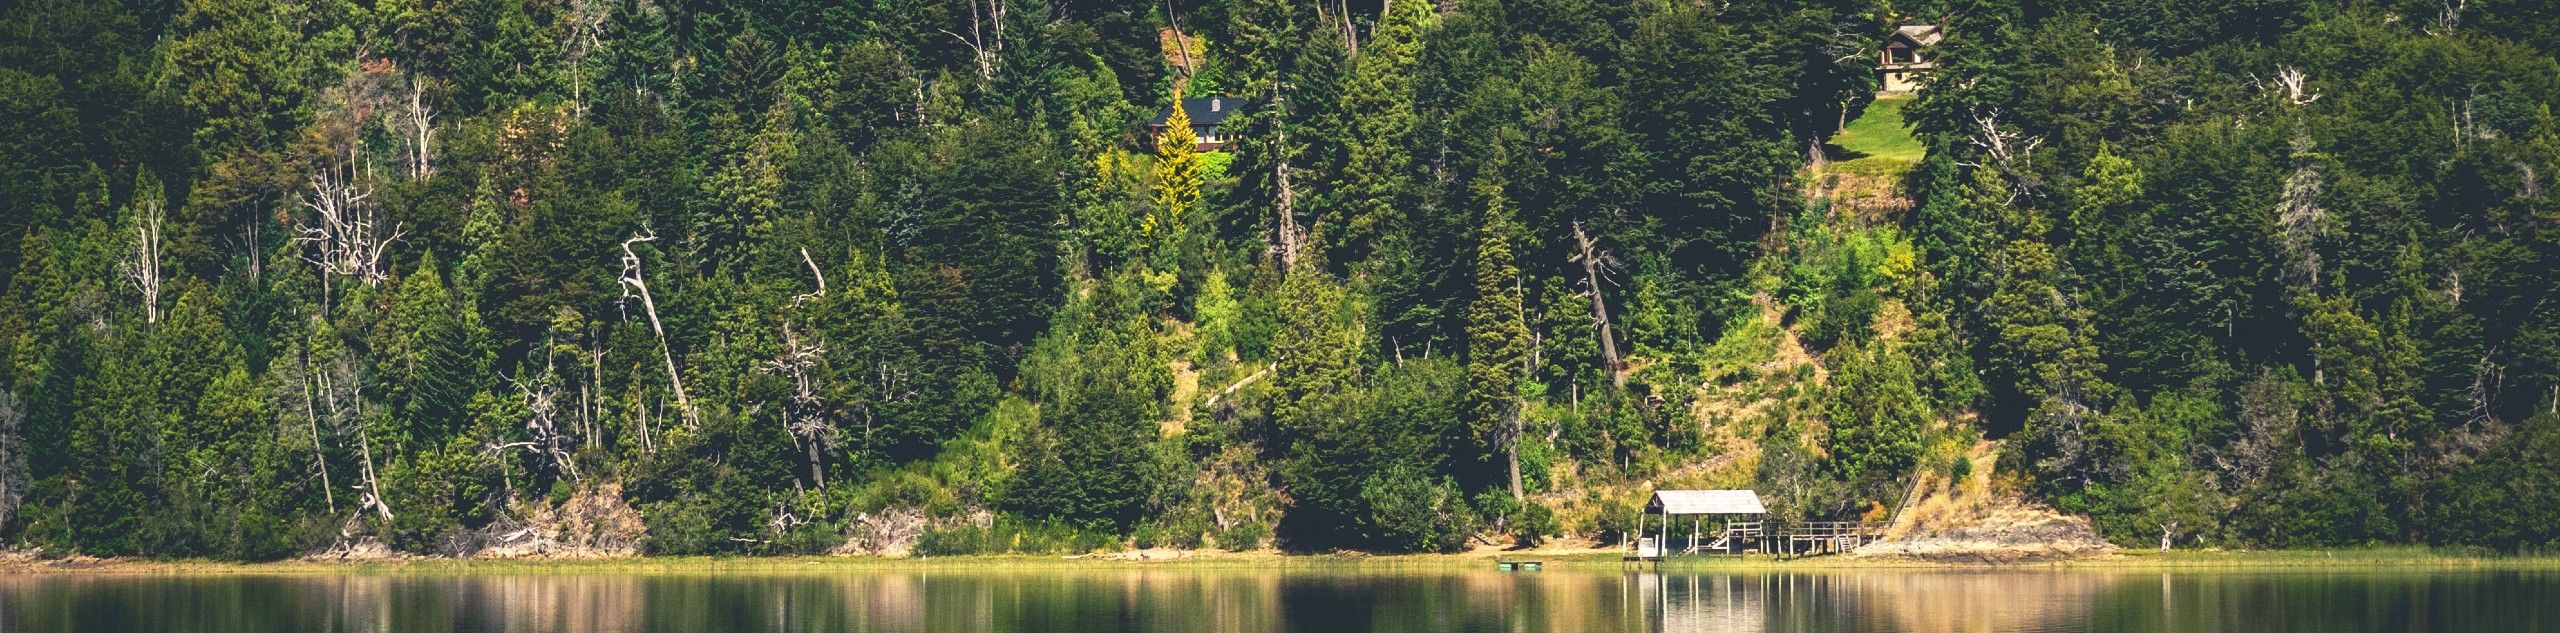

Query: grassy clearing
[[1828, 96, 1924, 163], [1821, 95, 1924, 180]]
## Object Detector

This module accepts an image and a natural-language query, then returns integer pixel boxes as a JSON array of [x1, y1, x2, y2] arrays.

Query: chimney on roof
[[1211, 97, 1222, 112]]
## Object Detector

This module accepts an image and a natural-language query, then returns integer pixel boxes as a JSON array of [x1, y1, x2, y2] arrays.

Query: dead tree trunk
[[296, 146, 403, 287], [298, 345, 337, 514], [320, 356, 392, 522], [403, 76, 436, 180], [1570, 221, 1623, 387], [942, 0, 1008, 84], [123, 195, 164, 324], [1271, 88, 1304, 269], [766, 322, 830, 488], [1507, 408, 1524, 500], [511, 363, 581, 482], [619, 231, 696, 425], [1165, 1, 1196, 81]]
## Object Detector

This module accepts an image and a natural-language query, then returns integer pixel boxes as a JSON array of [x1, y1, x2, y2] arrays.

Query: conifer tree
[[1331, 0, 1430, 261], [1975, 161, 2113, 492], [1151, 95, 1204, 278], [1271, 254, 1360, 434], [1463, 154, 1530, 500]]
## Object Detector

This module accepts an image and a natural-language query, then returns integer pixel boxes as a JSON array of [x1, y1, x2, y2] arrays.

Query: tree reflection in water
[[0, 568, 2551, 632]]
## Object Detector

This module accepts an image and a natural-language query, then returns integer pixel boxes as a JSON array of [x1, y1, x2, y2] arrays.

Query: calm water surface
[[0, 567, 2550, 632]]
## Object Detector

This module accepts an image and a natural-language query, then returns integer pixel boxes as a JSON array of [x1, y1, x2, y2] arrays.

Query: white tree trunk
[[296, 146, 404, 287], [1571, 221, 1623, 387], [620, 232, 696, 425], [122, 195, 164, 324]]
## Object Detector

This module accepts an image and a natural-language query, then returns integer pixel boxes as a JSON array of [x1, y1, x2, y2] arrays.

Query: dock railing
[[1776, 520, 1888, 557]]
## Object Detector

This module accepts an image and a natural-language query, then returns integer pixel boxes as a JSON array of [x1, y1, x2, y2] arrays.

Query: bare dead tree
[[296, 145, 406, 290], [2273, 66, 2320, 107], [564, 0, 612, 118], [588, 325, 605, 447], [764, 322, 832, 488], [242, 214, 262, 284], [634, 391, 655, 456], [1165, 0, 1196, 82], [402, 76, 437, 180], [1271, 87, 1305, 269], [316, 351, 393, 522], [767, 497, 811, 538], [619, 230, 696, 425], [274, 343, 337, 514], [2433, 0, 2466, 34], [1569, 220, 1624, 387], [857, 362, 921, 447], [1963, 109, 2045, 202], [2215, 370, 2299, 492], [791, 247, 827, 307], [2276, 134, 2328, 294], [942, 0, 1008, 83], [122, 193, 165, 324], [2463, 349, 2500, 430], [506, 366, 582, 483], [1335, 1, 1358, 56]]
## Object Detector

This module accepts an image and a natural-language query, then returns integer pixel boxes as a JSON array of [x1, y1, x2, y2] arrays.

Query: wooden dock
[[1776, 521, 1887, 558], [1622, 520, 1888, 562]]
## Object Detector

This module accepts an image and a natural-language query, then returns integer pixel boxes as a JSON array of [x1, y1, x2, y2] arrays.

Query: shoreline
[[5, 547, 2557, 575]]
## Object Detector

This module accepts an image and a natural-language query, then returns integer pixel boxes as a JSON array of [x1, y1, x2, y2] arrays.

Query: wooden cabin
[[1880, 25, 1942, 94], [1149, 96, 1238, 152]]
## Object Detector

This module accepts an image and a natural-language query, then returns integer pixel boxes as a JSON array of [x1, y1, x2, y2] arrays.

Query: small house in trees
[[1150, 96, 1238, 153], [1879, 25, 1942, 94]]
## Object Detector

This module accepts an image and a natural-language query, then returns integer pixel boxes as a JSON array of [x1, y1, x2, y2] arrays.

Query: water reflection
[[0, 566, 2550, 632]]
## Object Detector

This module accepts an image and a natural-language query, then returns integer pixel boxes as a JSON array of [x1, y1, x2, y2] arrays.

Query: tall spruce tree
[[1330, 0, 1430, 263], [1463, 151, 1530, 500]]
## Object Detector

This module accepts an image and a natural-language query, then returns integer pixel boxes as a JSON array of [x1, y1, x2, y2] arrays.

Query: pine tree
[[1330, 0, 1430, 261], [1824, 338, 1928, 483], [1463, 156, 1530, 500], [1271, 256, 1360, 434], [1975, 162, 2113, 492]]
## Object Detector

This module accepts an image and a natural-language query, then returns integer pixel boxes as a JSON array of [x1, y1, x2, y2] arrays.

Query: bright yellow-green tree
[[1149, 96, 1204, 278]]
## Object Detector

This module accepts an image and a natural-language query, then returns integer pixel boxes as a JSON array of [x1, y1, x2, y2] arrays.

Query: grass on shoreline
[[11, 547, 2560, 575]]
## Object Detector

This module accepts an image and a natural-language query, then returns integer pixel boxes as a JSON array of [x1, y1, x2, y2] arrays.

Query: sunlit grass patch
[[1827, 96, 1925, 165]]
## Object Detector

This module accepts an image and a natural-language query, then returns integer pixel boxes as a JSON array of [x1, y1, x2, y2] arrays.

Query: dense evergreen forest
[[0, 0, 2553, 559]]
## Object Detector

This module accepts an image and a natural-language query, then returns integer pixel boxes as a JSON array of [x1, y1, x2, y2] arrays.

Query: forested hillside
[[0, 0, 2553, 559]]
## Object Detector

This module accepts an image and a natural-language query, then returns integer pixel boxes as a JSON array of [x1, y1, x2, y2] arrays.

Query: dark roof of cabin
[[1152, 96, 1241, 128], [1890, 25, 1943, 47]]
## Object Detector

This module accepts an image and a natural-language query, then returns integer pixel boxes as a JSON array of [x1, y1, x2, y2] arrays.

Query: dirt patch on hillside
[[1860, 444, 2117, 563], [1858, 504, 2118, 563], [466, 483, 645, 559]]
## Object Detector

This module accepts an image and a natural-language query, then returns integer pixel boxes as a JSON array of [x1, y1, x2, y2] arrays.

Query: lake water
[[0, 566, 2551, 632]]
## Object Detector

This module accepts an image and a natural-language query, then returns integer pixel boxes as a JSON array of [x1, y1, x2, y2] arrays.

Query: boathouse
[[1633, 490, 1767, 559]]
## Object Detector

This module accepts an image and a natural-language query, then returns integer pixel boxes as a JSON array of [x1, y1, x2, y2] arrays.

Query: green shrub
[[1217, 521, 1269, 551], [1511, 503, 1559, 547], [913, 525, 987, 556]]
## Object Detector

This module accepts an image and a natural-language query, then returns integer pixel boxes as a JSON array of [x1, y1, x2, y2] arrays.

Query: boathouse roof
[[1648, 490, 1767, 515]]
